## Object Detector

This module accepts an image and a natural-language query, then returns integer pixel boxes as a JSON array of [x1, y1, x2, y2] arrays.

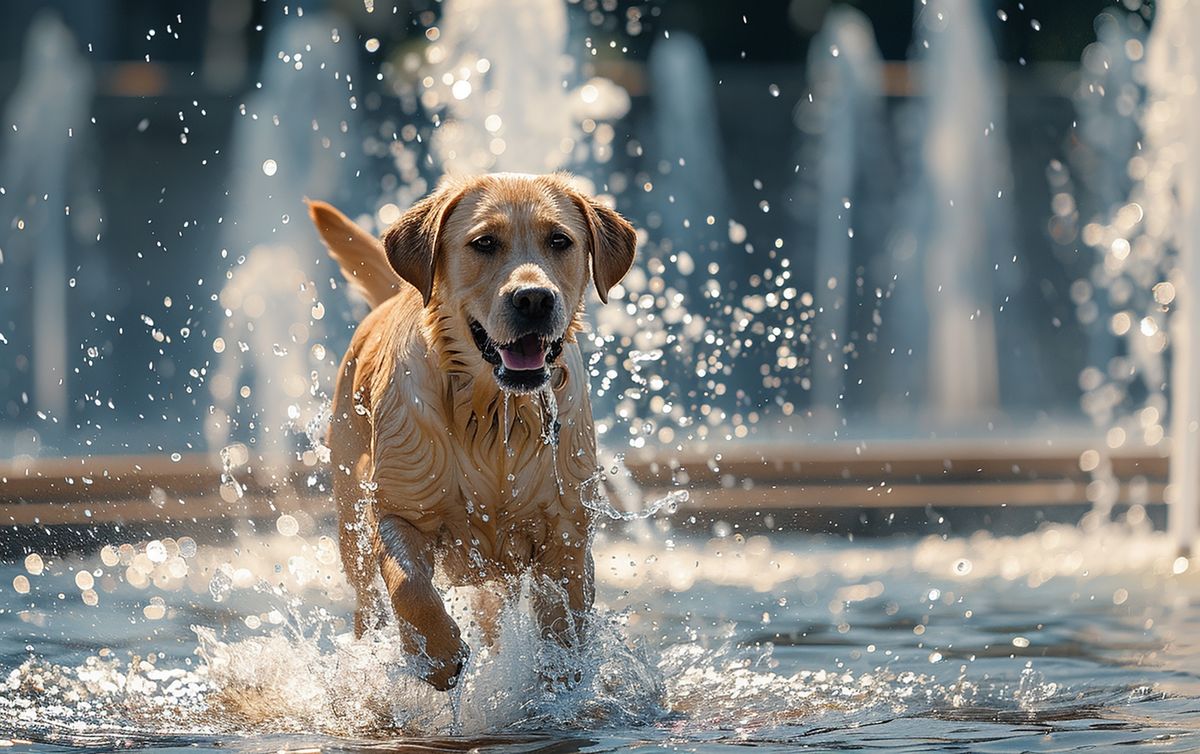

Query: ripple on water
[[1, 525, 1197, 750]]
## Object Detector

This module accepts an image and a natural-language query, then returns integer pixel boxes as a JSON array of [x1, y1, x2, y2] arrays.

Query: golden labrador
[[307, 173, 636, 690]]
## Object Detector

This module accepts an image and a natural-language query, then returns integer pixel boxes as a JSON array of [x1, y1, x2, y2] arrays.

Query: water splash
[[537, 384, 565, 496], [208, 9, 363, 472], [4, 522, 1186, 746], [422, 0, 629, 175], [1068, 1, 1200, 538], [582, 459, 689, 522], [217, 442, 248, 503]]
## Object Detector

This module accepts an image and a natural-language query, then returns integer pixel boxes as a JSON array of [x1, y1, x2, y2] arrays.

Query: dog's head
[[383, 173, 636, 393]]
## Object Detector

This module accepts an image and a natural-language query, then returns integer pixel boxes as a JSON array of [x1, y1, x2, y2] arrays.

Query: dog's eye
[[547, 232, 573, 251], [469, 235, 498, 253]]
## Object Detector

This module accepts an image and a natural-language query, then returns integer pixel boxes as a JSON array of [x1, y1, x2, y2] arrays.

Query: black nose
[[510, 287, 557, 319]]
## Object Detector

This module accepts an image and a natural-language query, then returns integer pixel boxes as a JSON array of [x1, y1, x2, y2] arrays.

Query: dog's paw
[[425, 639, 470, 691]]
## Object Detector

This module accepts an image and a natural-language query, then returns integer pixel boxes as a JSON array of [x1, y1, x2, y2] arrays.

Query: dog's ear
[[381, 184, 466, 307], [572, 193, 637, 304]]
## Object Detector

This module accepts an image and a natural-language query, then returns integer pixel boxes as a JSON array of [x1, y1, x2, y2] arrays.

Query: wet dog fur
[[307, 173, 636, 689]]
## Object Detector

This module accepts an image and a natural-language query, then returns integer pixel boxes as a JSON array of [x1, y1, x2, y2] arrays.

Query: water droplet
[[143, 598, 166, 620], [209, 569, 233, 602], [146, 540, 167, 563], [262, 159, 278, 177], [276, 514, 299, 537], [24, 554, 43, 576]]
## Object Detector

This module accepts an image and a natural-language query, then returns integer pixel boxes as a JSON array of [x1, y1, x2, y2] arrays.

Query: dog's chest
[[372, 383, 593, 555], [444, 402, 586, 560]]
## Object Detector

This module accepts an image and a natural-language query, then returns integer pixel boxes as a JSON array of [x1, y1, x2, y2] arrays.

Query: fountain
[[9, 2, 1200, 750], [207, 8, 365, 476], [907, 0, 1011, 423], [1069, 0, 1200, 547], [646, 33, 730, 242], [1076, 11, 1145, 221], [0, 12, 92, 436], [1070, 10, 1146, 375], [798, 7, 887, 425], [422, 0, 628, 176], [1138, 0, 1200, 553]]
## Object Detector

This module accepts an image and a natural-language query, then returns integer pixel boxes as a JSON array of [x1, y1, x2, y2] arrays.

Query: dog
[[307, 173, 636, 690]]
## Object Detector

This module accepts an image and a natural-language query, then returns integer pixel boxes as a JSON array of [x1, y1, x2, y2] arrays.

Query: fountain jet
[[910, 0, 1010, 422], [1145, 0, 1200, 554], [0, 13, 92, 430], [648, 32, 731, 239], [800, 7, 887, 425], [208, 10, 364, 475], [424, 0, 628, 176]]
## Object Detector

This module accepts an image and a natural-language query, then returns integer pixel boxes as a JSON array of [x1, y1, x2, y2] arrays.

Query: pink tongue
[[499, 334, 546, 371]]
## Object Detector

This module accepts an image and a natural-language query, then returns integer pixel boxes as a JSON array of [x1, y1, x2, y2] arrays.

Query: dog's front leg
[[376, 514, 468, 690]]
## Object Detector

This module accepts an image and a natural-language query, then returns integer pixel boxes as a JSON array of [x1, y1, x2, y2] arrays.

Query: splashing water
[[537, 384, 565, 496], [190, 581, 665, 737], [207, 9, 363, 473], [3, 523, 1197, 749], [422, 0, 628, 175], [1069, 0, 1200, 541], [584, 476, 688, 523], [217, 442, 248, 504]]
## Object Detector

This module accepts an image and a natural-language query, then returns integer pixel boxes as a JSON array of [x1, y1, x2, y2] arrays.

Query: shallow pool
[[1, 519, 1198, 753]]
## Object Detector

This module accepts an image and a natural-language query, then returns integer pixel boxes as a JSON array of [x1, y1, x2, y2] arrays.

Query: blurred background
[[0, 0, 1177, 532], [11, 5, 1200, 747]]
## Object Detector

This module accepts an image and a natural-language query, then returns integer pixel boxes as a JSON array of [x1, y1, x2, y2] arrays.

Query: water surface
[[1, 521, 1198, 752]]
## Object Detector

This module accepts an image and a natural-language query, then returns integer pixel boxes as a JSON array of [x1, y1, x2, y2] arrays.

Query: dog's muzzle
[[469, 320, 564, 393]]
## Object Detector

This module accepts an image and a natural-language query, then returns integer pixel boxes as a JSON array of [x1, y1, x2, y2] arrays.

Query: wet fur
[[307, 174, 635, 689]]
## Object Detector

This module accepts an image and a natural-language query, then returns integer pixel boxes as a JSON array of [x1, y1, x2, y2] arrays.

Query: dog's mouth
[[469, 320, 564, 393]]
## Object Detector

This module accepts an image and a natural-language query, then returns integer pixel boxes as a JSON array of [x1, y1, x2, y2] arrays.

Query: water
[[799, 6, 886, 426], [2, 522, 1198, 752], [647, 32, 731, 238], [1066, 0, 1200, 546], [422, 0, 628, 178], [5, 1, 1200, 751], [0, 11, 93, 436], [208, 9, 364, 473], [908, 0, 1014, 422]]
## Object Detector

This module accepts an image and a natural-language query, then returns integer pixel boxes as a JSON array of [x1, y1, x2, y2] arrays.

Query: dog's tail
[[306, 200, 401, 310]]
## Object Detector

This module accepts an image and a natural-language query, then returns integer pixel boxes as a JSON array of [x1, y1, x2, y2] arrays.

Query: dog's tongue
[[499, 334, 546, 371]]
